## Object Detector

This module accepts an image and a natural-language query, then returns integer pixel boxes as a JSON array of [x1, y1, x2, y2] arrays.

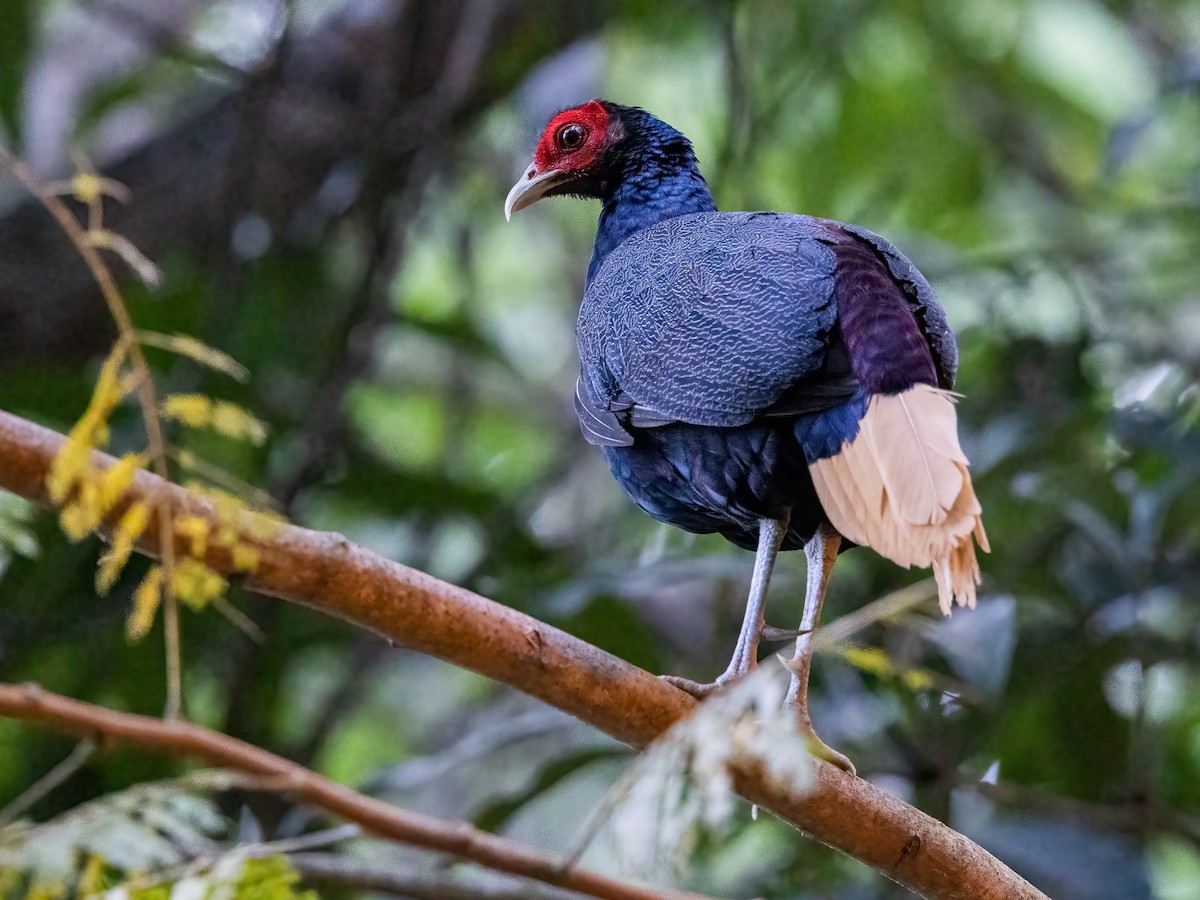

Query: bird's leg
[[784, 522, 855, 774], [662, 515, 788, 698]]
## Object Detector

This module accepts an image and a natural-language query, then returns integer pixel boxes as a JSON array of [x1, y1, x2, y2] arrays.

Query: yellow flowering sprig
[[118, 397, 277, 641], [97, 501, 150, 595], [135, 330, 250, 382], [2, 146, 279, 716], [45, 358, 272, 641], [161, 395, 268, 446], [44, 341, 154, 548], [128, 564, 166, 642], [5, 143, 188, 714], [123, 496, 271, 642], [46, 341, 130, 507]]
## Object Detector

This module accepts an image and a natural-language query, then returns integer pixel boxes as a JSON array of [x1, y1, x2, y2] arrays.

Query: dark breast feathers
[[574, 212, 958, 551]]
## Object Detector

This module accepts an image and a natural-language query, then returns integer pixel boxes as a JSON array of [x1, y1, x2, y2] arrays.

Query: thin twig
[[210, 594, 266, 643], [248, 822, 362, 855], [365, 708, 580, 793], [0, 682, 714, 900], [0, 738, 95, 828], [289, 851, 587, 900], [814, 579, 939, 649]]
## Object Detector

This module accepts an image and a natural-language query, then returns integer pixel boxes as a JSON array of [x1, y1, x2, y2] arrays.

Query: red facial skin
[[533, 100, 610, 174]]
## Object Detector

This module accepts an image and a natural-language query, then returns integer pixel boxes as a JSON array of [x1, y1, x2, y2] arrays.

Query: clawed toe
[[805, 734, 856, 775], [785, 701, 856, 775]]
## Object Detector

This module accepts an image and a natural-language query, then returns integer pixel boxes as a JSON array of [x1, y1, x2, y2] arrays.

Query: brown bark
[[0, 408, 1049, 900]]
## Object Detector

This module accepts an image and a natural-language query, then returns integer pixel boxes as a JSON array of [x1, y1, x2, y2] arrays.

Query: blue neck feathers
[[586, 115, 716, 285]]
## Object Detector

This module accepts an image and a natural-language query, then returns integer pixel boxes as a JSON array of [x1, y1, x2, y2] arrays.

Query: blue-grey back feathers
[[576, 211, 954, 448], [579, 212, 840, 444]]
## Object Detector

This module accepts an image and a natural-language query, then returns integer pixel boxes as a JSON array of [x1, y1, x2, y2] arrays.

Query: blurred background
[[1, 0, 1199, 897]]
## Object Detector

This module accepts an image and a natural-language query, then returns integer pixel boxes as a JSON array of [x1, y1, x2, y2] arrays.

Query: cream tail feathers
[[808, 384, 989, 614]]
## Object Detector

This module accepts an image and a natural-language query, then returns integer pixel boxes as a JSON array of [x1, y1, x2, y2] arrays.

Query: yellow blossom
[[172, 557, 226, 610], [841, 646, 894, 678], [841, 645, 935, 691], [85, 341, 130, 427], [903, 669, 935, 691], [97, 452, 145, 512], [187, 483, 245, 525], [175, 515, 209, 557], [72, 172, 104, 205], [231, 543, 259, 573], [210, 401, 268, 445], [97, 501, 150, 595], [240, 510, 281, 541], [186, 484, 280, 537], [59, 502, 95, 542], [45, 343, 131, 506], [161, 394, 212, 429], [127, 565, 164, 640], [212, 525, 238, 547], [47, 437, 90, 504], [59, 480, 102, 541]]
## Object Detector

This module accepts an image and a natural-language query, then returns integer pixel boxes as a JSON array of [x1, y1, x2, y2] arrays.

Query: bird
[[505, 100, 987, 772]]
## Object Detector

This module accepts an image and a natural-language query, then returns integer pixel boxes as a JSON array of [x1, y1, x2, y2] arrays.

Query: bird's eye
[[556, 124, 586, 151]]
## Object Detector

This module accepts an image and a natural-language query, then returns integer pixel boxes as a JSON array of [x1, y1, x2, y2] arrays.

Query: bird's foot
[[785, 701, 856, 775], [659, 671, 741, 699], [663, 623, 806, 699]]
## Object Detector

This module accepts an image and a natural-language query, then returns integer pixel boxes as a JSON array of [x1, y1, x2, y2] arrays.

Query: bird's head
[[504, 100, 622, 220]]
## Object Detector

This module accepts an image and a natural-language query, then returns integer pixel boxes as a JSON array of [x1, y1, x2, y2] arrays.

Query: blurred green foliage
[[1, 0, 1199, 897]]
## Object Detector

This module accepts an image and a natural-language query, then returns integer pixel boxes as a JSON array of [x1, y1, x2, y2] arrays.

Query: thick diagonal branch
[[0, 409, 1047, 900]]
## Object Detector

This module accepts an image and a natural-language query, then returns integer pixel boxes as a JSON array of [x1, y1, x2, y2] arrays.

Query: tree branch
[[0, 681, 708, 900], [288, 851, 585, 899], [0, 408, 1048, 900], [0, 738, 95, 828]]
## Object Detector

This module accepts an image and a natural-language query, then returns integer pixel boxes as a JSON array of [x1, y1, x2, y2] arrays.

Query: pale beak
[[504, 164, 570, 221]]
